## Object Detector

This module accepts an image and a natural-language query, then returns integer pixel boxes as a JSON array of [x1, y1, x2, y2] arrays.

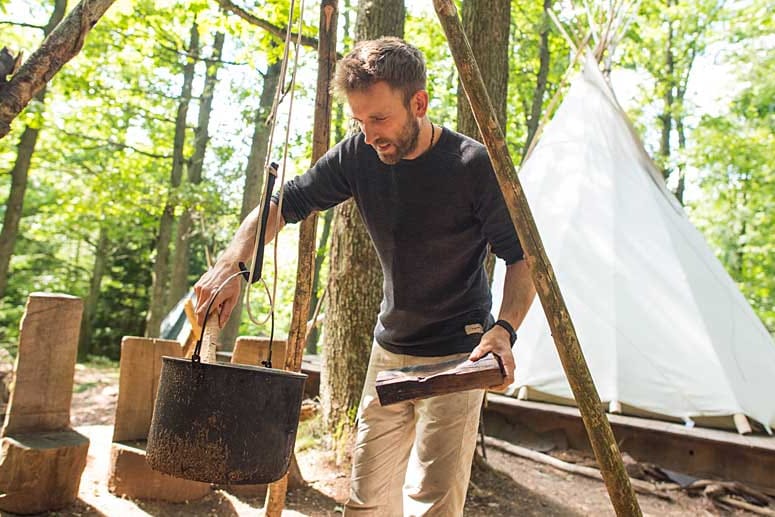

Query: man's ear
[[413, 90, 429, 118]]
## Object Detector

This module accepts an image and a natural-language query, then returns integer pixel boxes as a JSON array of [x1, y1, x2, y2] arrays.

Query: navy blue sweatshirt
[[277, 127, 523, 356]]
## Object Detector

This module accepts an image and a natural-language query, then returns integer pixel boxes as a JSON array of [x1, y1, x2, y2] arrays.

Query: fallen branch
[[688, 479, 773, 505], [483, 436, 674, 501], [689, 480, 775, 515], [717, 496, 775, 516]]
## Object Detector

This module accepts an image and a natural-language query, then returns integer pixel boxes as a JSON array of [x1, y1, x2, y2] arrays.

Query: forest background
[[1, 0, 772, 366]]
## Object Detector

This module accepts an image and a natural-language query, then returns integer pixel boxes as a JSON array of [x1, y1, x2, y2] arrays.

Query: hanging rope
[[240, 0, 307, 366]]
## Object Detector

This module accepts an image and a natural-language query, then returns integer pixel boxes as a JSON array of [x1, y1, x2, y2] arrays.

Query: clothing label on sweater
[[464, 323, 484, 335]]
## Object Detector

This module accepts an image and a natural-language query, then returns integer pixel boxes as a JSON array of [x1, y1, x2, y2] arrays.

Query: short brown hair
[[332, 37, 426, 105]]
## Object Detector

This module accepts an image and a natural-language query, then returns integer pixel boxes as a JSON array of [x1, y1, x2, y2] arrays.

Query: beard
[[373, 113, 421, 165]]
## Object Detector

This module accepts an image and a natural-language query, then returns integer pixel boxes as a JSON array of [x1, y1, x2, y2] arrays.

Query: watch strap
[[493, 319, 517, 345]]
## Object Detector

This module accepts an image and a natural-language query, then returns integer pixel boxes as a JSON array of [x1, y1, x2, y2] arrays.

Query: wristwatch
[[493, 319, 517, 346]]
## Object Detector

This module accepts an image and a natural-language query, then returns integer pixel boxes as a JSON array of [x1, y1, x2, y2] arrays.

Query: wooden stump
[[108, 336, 210, 501], [108, 441, 210, 502], [0, 428, 89, 514], [0, 293, 89, 515]]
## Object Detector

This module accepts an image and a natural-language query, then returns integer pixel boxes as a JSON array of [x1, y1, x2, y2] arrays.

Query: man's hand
[[469, 325, 515, 392], [193, 263, 242, 328]]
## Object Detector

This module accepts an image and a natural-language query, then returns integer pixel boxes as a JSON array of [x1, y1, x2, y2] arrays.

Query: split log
[[432, 2, 641, 515], [483, 436, 674, 501], [375, 353, 504, 405], [0, 0, 116, 139]]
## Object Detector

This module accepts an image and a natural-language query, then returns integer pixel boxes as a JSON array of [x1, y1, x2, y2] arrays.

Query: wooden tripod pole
[[263, 1, 338, 515], [432, 1, 642, 515]]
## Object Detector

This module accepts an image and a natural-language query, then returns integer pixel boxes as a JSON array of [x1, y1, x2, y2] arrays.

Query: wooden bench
[[0, 293, 90, 514], [107, 336, 210, 502]]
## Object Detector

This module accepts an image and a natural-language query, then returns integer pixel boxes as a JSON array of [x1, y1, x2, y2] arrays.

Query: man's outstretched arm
[[193, 200, 286, 327]]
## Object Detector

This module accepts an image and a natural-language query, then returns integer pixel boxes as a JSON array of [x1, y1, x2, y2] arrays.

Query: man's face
[[346, 81, 421, 164]]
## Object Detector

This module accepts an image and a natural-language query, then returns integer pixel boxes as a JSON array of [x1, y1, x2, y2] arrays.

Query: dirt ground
[[5, 363, 769, 516]]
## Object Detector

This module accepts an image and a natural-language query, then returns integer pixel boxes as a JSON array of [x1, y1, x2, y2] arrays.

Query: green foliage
[[2, 0, 773, 362], [688, 43, 775, 332], [507, 0, 570, 158]]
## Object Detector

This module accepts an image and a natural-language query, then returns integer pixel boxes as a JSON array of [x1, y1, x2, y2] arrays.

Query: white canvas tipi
[[491, 53, 775, 434]]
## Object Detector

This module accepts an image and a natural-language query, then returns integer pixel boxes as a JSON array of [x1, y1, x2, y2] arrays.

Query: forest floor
[[5, 362, 767, 516]]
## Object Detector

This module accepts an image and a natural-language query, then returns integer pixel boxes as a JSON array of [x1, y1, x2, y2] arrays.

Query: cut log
[[109, 336, 207, 501], [111, 337, 183, 442], [232, 336, 287, 369], [0, 429, 89, 514], [108, 441, 210, 502], [2, 293, 82, 435], [375, 353, 504, 406]]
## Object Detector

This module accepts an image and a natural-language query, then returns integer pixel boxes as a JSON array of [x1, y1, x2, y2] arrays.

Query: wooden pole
[[263, 1, 338, 515], [432, 1, 642, 515]]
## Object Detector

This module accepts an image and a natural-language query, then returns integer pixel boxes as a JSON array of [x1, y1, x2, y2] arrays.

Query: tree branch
[[0, 20, 46, 30], [215, 0, 319, 49], [58, 128, 172, 159], [0, 0, 117, 139]]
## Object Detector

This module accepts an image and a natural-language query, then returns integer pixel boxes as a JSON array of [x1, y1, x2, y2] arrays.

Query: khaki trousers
[[344, 343, 485, 517]]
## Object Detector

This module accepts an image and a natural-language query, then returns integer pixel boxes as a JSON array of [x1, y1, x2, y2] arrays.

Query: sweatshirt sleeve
[[470, 147, 524, 264], [273, 140, 353, 224]]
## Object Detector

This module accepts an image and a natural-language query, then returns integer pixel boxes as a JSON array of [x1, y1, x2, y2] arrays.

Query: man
[[195, 37, 536, 516]]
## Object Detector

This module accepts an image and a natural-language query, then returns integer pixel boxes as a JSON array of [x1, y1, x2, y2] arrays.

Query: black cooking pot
[[146, 356, 307, 484]]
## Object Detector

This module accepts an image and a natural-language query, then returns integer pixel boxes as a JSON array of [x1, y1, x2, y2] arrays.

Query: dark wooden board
[[375, 353, 505, 406]]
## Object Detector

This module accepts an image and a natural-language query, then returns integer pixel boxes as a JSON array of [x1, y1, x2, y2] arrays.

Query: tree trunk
[[305, 1, 351, 355], [219, 59, 282, 349], [457, 0, 509, 138], [322, 0, 404, 462], [523, 0, 552, 160], [0, 0, 66, 299], [145, 23, 199, 337], [169, 31, 225, 309], [0, 0, 113, 138], [457, 0, 510, 283], [78, 227, 109, 360], [674, 117, 687, 205], [659, 0, 675, 181]]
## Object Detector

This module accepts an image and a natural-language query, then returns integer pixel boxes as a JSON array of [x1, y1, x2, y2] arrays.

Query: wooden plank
[[484, 394, 775, 495], [232, 337, 287, 368], [2, 293, 83, 435], [375, 353, 504, 405], [112, 337, 183, 442]]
